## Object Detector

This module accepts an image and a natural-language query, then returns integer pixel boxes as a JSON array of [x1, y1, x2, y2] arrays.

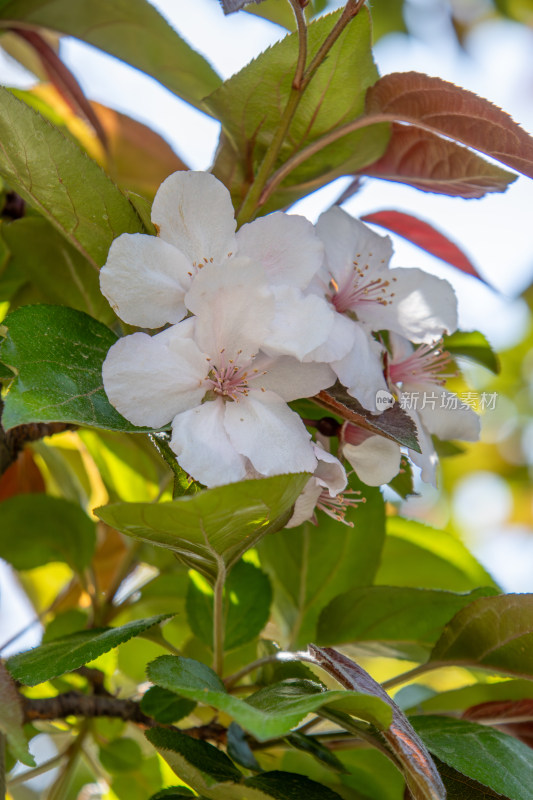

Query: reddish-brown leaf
[[361, 209, 483, 281], [365, 72, 533, 181], [463, 699, 533, 749], [358, 123, 515, 198], [314, 381, 420, 452], [309, 645, 446, 800], [0, 449, 45, 500], [12, 28, 109, 150]]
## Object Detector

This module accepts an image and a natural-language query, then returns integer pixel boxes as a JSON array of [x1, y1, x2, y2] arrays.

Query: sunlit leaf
[[365, 72, 533, 180], [0, 87, 144, 267], [96, 473, 309, 581], [258, 473, 385, 648], [0, 0, 221, 111], [444, 330, 500, 374], [0, 305, 151, 432], [148, 657, 392, 741], [358, 124, 516, 198], [209, 8, 388, 211], [376, 516, 499, 592], [309, 646, 446, 800], [7, 614, 172, 686], [412, 715, 533, 800], [430, 594, 533, 679], [316, 586, 496, 660]]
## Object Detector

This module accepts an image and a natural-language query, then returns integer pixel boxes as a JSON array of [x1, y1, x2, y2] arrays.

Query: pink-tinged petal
[[262, 286, 337, 360], [151, 171, 237, 266], [342, 435, 401, 486], [313, 444, 347, 496], [224, 390, 317, 476], [316, 207, 393, 286], [286, 480, 322, 528], [332, 325, 388, 412], [252, 354, 335, 402], [186, 258, 275, 359], [408, 412, 438, 485], [236, 212, 324, 289], [358, 268, 458, 343], [406, 382, 481, 442], [170, 400, 247, 487], [100, 233, 192, 327], [102, 328, 207, 429], [304, 312, 358, 364], [388, 331, 414, 362]]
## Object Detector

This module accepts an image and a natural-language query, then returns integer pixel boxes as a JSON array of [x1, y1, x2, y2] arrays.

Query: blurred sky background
[[0, 0, 532, 656]]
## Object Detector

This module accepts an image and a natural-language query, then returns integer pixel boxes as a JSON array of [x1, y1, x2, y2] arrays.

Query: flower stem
[[224, 651, 299, 689], [236, 0, 363, 225], [381, 661, 440, 691], [213, 563, 227, 676]]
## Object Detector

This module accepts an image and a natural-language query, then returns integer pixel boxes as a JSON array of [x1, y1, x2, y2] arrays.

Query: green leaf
[[226, 723, 261, 772], [376, 517, 499, 592], [0, 660, 35, 766], [316, 586, 497, 661], [410, 679, 533, 715], [444, 330, 500, 374], [387, 455, 416, 499], [147, 727, 346, 799], [412, 715, 533, 800], [0, 494, 96, 574], [434, 757, 509, 800], [430, 594, 533, 678], [7, 614, 172, 686], [309, 646, 446, 800], [148, 791, 195, 800], [148, 657, 392, 741], [0, 217, 116, 324], [186, 560, 272, 650], [0, 305, 151, 432], [286, 731, 347, 774], [0, 0, 221, 111], [209, 8, 389, 211], [140, 686, 196, 725], [99, 738, 143, 774], [0, 87, 144, 267], [96, 473, 310, 581], [258, 474, 385, 648]]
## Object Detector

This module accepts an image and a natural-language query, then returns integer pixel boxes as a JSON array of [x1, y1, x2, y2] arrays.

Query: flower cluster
[[101, 171, 480, 512]]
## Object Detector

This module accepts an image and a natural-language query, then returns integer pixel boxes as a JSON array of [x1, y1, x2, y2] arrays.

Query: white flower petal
[[151, 171, 237, 266], [332, 325, 388, 412], [170, 400, 247, 486], [252, 354, 335, 401], [286, 480, 322, 528], [313, 444, 347, 496], [224, 390, 317, 476], [358, 268, 458, 343], [102, 328, 207, 428], [342, 435, 401, 486], [186, 258, 275, 359], [408, 411, 439, 485], [406, 382, 481, 442], [100, 233, 192, 327], [304, 311, 358, 364], [236, 212, 323, 289], [262, 286, 337, 360], [316, 207, 393, 286]]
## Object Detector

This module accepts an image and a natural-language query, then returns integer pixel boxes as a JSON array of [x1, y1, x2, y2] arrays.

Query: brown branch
[[22, 691, 155, 728], [0, 397, 77, 478]]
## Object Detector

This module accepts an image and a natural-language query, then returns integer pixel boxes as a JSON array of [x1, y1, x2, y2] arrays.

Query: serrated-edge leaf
[[7, 614, 172, 686], [0, 87, 144, 266], [147, 657, 392, 741]]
